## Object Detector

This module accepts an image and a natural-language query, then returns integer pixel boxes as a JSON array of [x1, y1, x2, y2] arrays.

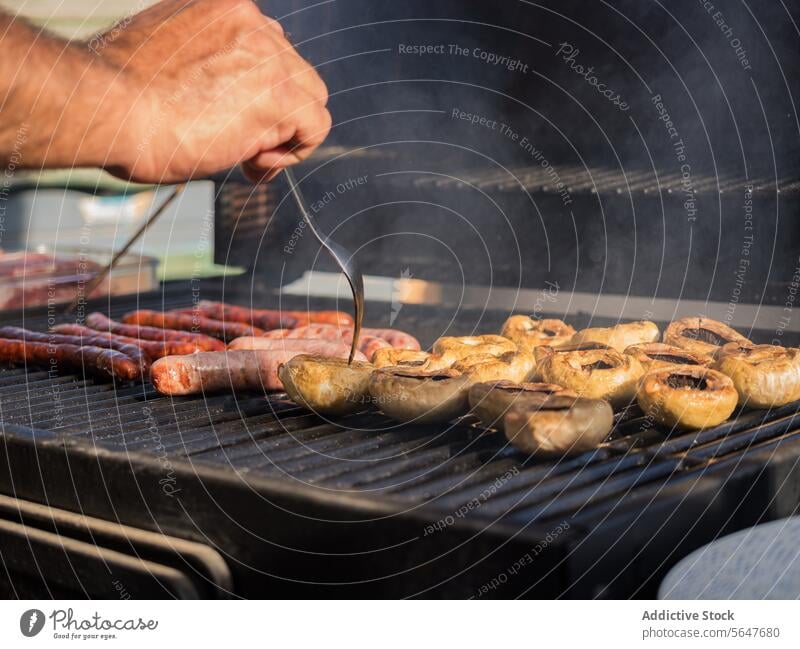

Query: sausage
[[281, 310, 354, 328], [0, 339, 140, 381], [362, 327, 421, 351], [150, 347, 351, 395], [170, 302, 354, 329], [358, 335, 392, 359], [262, 324, 344, 341], [170, 301, 298, 330], [262, 324, 420, 351], [52, 324, 200, 359], [227, 337, 368, 361], [0, 326, 149, 373], [85, 313, 224, 351], [121, 309, 264, 341], [259, 325, 389, 357]]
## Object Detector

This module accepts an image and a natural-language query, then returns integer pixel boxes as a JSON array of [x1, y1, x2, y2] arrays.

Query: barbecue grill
[[2, 0, 800, 599], [1, 284, 799, 599]]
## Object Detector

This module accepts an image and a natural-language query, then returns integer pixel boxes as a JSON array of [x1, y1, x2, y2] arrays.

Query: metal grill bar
[[407, 165, 800, 195]]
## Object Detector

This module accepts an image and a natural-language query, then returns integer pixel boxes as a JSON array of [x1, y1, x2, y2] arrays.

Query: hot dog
[[226, 336, 368, 361], [121, 309, 265, 341], [0, 326, 149, 373], [85, 313, 224, 351], [0, 339, 140, 381], [150, 346, 356, 395], [52, 324, 201, 358]]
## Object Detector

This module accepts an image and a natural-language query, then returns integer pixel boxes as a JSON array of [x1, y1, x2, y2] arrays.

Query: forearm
[[0, 11, 131, 171]]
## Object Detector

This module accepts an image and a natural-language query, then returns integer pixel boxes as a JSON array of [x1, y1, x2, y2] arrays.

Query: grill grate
[[409, 165, 800, 195], [2, 363, 799, 530]]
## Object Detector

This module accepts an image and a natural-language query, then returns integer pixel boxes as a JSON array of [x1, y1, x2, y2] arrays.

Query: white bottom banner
[[0, 600, 798, 647]]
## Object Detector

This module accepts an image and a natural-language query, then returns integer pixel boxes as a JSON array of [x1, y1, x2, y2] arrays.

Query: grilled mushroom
[[452, 350, 536, 384], [500, 315, 575, 352], [371, 348, 434, 369], [569, 320, 660, 352], [503, 395, 614, 455], [468, 380, 577, 430], [433, 335, 517, 365], [533, 341, 613, 364], [539, 347, 644, 409], [663, 317, 750, 357], [625, 342, 712, 372], [636, 366, 738, 429], [368, 367, 471, 423], [713, 343, 800, 409], [278, 355, 374, 415]]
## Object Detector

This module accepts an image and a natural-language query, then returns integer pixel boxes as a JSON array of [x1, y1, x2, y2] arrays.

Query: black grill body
[[2, 284, 800, 598]]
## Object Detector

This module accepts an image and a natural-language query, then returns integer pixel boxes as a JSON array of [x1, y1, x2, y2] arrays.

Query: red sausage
[[121, 309, 264, 341], [362, 327, 421, 351], [0, 339, 140, 381], [52, 324, 200, 359], [357, 335, 391, 359], [226, 337, 368, 361], [262, 324, 345, 341], [262, 324, 420, 351], [171, 302, 354, 329], [0, 326, 149, 373], [150, 348, 350, 395], [85, 313, 224, 351], [170, 301, 298, 330], [281, 310, 354, 328]]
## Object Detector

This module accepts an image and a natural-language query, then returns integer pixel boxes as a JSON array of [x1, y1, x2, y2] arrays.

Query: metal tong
[[283, 167, 364, 364]]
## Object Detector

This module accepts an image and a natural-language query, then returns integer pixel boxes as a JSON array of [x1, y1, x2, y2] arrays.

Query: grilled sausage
[[0, 326, 149, 373], [0, 339, 140, 381], [359, 335, 392, 359], [170, 301, 298, 330], [150, 347, 354, 395], [262, 324, 344, 340], [362, 327, 421, 351], [262, 324, 420, 351], [226, 336, 368, 361], [121, 309, 265, 341], [281, 310, 354, 328], [52, 324, 201, 359], [85, 313, 224, 351]]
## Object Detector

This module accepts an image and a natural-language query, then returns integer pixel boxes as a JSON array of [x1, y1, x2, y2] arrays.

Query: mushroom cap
[[371, 348, 433, 369], [540, 347, 644, 409], [500, 315, 575, 351], [663, 317, 751, 356], [452, 350, 537, 384], [468, 380, 577, 430], [636, 366, 738, 429], [625, 342, 712, 372], [504, 395, 613, 455], [533, 341, 613, 364], [368, 366, 472, 423], [278, 354, 374, 415], [569, 320, 660, 352], [713, 343, 800, 409], [433, 335, 517, 365]]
